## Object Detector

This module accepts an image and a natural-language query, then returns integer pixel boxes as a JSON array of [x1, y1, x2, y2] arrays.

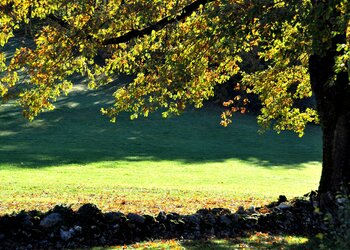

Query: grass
[[94, 233, 311, 249], [0, 37, 324, 249], [0, 78, 322, 215]]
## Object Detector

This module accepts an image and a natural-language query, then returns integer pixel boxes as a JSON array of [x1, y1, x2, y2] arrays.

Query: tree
[[0, 0, 349, 208]]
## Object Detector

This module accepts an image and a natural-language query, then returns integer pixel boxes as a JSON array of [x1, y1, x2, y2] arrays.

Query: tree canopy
[[1, 0, 338, 132], [1, 0, 350, 201]]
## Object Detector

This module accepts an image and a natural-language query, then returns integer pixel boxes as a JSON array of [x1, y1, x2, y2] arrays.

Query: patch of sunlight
[[23, 119, 46, 128], [283, 235, 309, 245], [123, 156, 145, 161], [127, 136, 138, 140], [69, 84, 88, 93], [0, 145, 20, 150], [246, 157, 270, 166], [301, 161, 321, 167], [248, 233, 309, 245], [65, 102, 80, 108], [0, 131, 17, 136]]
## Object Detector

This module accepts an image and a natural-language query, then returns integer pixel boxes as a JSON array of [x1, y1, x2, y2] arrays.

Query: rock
[[277, 202, 292, 210], [218, 230, 231, 238], [105, 212, 124, 223], [219, 215, 232, 227], [51, 205, 74, 219], [60, 229, 73, 241], [278, 195, 288, 203], [184, 215, 201, 231], [77, 204, 101, 218], [243, 216, 258, 229], [38, 240, 50, 248], [143, 215, 156, 224], [207, 228, 215, 235], [100, 236, 106, 245], [0, 196, 326, 249], [336, 197, 347, 205], [60, 226, 82, 241], [31, 228, 44, 238], [127, 213, 145, 224], [231, 213, 239, 223], [55, 241, 64, 248], [247, 206, 256, 214], [166, 212, 180, 220], [40, 213, 63, 228], [20, 214, 34, 229], [203, 213, 216, 226], [236, 206, 245, 214], [211, 208, 231, 215], [196, 209, 210, 215], [156, 211, 167, 222]]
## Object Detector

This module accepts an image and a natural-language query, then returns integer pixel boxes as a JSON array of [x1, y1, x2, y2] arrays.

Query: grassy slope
[[0, 38, 323, 249], [0, 79, 322, 215]]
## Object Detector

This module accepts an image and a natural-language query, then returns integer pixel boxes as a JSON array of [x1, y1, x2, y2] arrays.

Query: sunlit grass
[[0, 158, 320, 215], [93, 233, 310, 249], [0, 82, 322, 215]]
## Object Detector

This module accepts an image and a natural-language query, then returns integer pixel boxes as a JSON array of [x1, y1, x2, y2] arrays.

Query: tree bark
[[309, 33, 350, 209]]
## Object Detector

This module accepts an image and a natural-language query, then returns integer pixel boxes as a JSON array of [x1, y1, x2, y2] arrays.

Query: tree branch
[[101, 0, 216, 45], [48, 14, 69, 28]]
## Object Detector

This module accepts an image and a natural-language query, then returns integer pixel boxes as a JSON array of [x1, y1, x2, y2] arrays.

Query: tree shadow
[[0, 81, 322, 169]]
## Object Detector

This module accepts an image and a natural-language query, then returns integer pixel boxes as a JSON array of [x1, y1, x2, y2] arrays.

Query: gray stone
[[105, 212, 124, 223], [211, 208, 231, 215], [60, 226, 82, 241], [127, 213, 145, 224], [22, 215, 34, 228], [232, 213, 239, 222], [204, 213, 216, 226], [247, 206, 256, 214], [236, 206, 245, 214], [278, 195, 287, 203], [219, 215, 232, 227], [60, 229, 73, 241], [277, 202, 292, 210], [336, 197, 347, 204], [100, 236, 106, 245], [39, 240, 50, 248], [40, 213, 63, 228], [185, 215, 201, 231], [156, 211, 167, 222]]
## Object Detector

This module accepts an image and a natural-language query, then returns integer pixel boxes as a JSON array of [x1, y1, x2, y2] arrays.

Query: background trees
[[1, 0, 349, 206]]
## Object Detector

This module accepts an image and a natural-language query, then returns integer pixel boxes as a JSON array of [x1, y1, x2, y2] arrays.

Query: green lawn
[[93, 234, 312, 249], [0, 80, 322, 215]]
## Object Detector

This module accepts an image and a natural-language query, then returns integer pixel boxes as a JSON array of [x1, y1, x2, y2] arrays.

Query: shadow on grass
[[0, 79, 322, 169]]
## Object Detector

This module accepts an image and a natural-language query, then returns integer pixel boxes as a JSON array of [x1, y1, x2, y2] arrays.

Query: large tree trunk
[[309, 33, 350, 209]]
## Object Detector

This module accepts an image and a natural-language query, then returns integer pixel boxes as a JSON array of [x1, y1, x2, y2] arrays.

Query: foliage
[[2, 0, 348, 135]]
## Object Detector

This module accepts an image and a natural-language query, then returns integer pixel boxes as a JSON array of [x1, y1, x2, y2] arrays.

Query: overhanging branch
[[101, 0, 216, 45]]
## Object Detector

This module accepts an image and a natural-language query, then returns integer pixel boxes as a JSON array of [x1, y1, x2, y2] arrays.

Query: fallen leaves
[[0, 191, 271, 216]]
